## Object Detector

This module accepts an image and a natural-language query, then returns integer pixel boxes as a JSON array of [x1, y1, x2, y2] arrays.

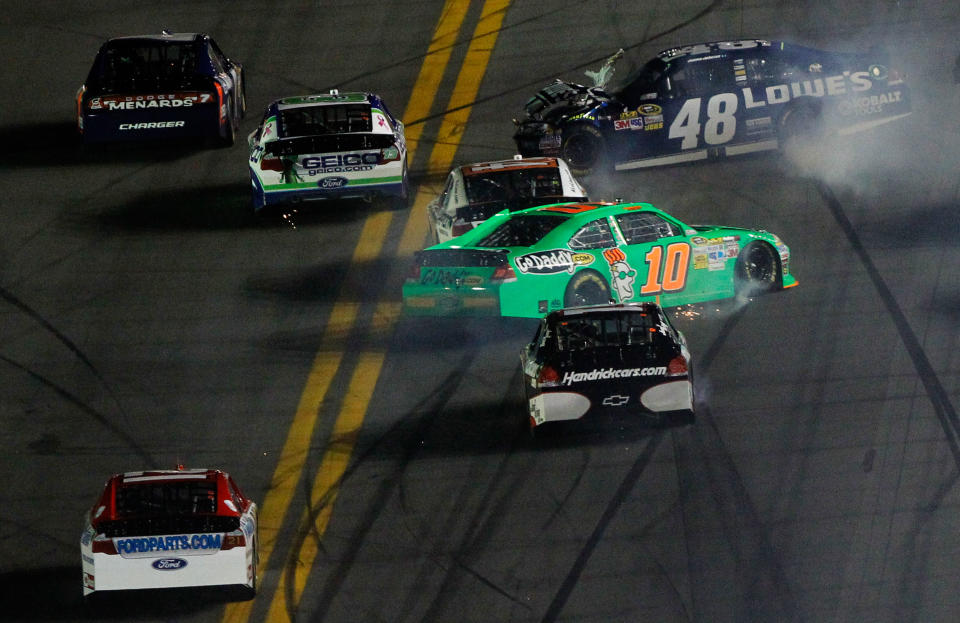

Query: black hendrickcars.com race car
[[77, 31, 245, 145], [520, 303, 694, 435], [514, 39, 911, 173]]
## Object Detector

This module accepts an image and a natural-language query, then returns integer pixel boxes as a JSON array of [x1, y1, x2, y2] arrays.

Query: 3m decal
[[602, 248, 637, 300], [614, 119, 630, 131], [639, 243, 691, 295]]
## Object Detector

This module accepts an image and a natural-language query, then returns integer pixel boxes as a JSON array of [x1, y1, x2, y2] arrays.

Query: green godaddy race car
[[402, 201, 796, 318]]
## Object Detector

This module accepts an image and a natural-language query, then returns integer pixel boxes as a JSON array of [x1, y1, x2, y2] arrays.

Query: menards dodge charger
[[521, 303, 694, 433], [77, 32, 244, 145], [81, 468, 258, 598], [247, 90, 408, 212], [514, 39, 910, 172], [402, 201, 796, 319]]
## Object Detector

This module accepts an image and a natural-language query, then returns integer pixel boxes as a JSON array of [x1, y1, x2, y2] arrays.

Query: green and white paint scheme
[[248, 91, 408, 211], [403, 201, 797, 318]]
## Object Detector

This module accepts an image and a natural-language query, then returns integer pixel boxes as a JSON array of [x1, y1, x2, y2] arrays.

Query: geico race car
[[77, 32, 245, 145], [428, 156, 588, 244], [403, 201, 796, 319], [514, 39, 911, 173], [521, 303, 694, 432], [81, 468, 258, 598], [247, 91, 408, 212]]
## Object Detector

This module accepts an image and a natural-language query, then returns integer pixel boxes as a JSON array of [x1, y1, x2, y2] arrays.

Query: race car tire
[[735, 241, 780, 295], [561, 125, 605, 175], [220, 104, 236, 147], [564, 270, 611, 308], [778, 102, 821, 152]]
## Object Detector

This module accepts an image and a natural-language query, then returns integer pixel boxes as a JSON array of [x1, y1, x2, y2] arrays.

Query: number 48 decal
[[668, 93, 739, 149], [640, 243, 690, 295]]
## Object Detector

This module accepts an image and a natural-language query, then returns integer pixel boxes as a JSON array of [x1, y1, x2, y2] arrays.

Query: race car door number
[[668, 93, 739, 149]]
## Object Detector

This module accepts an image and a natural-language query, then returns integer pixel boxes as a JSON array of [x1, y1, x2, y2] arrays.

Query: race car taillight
[[667, 355, 688, 376], [379, 145, 400, 164], [91, 537, 117, 555], [221, 533, 246, 550], [214, 82, 226, 123], [260, 157, 285, 172], [76, 85, 86, 131], [491, 264, 517, 283], [451, 222, 472, 238], [406, 259, 422, 282], [537, 365, 560, 387]]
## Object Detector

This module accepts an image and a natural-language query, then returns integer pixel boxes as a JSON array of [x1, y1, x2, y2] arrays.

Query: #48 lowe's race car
[[521, 303, 694, 433], [80, 468, 258, 598], [77, 32, 245, 145], [403, 201, 796, 319], [514, 39, 911, 173], [247, 91, 409, 212]]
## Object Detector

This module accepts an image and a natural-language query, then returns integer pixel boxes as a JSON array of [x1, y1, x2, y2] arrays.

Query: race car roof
[[459, 157, 561, 177], [106, 32, 205, 44], [276, 92, 373, 110]]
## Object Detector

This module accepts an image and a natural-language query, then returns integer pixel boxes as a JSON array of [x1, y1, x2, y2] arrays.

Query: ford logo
[[151, 558, 188, 571], [319, 176, 348, 189]]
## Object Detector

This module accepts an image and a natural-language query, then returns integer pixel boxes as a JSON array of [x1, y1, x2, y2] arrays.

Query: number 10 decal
[[640, 243, 690, 295]]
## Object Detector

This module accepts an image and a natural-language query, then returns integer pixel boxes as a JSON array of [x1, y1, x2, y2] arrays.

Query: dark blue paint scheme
[[514, 40, 911, 172], [77, 32, 244, 145]]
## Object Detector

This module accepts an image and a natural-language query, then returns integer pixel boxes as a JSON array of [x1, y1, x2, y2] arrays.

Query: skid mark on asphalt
[[0, 353, 156, 466], [540, 433, 666, 623], [817, 181, 960, 468]]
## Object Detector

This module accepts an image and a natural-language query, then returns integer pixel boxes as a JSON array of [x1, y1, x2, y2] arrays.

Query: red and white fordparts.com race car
[[80, 468, 258, 598]]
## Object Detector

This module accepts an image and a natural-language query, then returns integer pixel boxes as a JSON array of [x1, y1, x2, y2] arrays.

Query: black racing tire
[[778, 103, 821, 152], [735, 241, 780, 295], [561, 125, 605, 175], [220, 106, 236, 147], [563, 270, 611, 308]]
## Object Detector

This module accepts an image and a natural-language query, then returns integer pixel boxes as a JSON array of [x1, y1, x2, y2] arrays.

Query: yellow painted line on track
[[402, 0, 471, 165], [267, 6, 514, 620], [221, 3, 481, 623], [399, 0, 513, 256]]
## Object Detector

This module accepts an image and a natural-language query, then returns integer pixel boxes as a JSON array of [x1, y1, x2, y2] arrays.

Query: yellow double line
[[222, 1, 511, 622]]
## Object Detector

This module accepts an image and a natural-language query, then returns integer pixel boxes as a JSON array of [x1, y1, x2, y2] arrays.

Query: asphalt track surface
[[1, 2, 958, 622]]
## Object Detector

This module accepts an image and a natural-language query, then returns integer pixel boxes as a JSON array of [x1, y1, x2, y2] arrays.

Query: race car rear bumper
[[528, 380, 694, 427], [82, 547, 251, 595]]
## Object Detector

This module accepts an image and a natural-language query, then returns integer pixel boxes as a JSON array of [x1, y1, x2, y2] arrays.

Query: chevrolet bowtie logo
[[602, 395, 629, 407]]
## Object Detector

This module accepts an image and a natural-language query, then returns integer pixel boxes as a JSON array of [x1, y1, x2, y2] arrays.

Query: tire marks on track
[[817, 181, 960, 468]]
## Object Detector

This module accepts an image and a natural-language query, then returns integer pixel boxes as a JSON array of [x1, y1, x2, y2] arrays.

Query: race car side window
[[568, 218, 615, 250], [614, 212, 680, 244]]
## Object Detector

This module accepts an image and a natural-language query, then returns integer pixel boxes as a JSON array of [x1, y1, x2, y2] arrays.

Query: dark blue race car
[[514, 40, 911, 173], [77, 32, 245, 146]]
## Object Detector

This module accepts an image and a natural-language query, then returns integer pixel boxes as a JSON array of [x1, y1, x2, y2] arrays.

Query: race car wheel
[[779, 103, 820, 152], [735, 241, 780, 295], [564, 270, 611, 308], [561, 125, 605, 175], [221, 104, 236, 147]]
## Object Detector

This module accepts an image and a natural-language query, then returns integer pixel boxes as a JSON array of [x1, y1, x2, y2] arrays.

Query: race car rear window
[[476, 214, 567, 247], [279, 104, 372, 138], [116, 481, 218, 516], [98, 42, 199, 90], [554, 312, 656, 352], [464, 168, 565, 205]]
